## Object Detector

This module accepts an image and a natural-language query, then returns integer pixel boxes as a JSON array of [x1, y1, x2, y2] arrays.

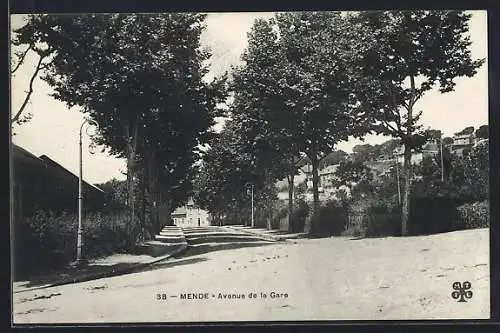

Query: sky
[[10, 11, 488, 185]]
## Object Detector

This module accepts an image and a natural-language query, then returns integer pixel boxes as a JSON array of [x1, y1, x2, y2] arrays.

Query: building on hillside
[[275, 169, 308, 201], [473, 138, 488, 148], [392, 142, 441, 166], [318, 164, 339, 193], [171, 197, 210, 227], [452, 132, 475, 155], [11, 144, 105, 223]]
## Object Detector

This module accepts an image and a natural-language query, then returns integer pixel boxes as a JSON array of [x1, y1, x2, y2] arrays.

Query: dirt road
[[12, 228, 489, 323]]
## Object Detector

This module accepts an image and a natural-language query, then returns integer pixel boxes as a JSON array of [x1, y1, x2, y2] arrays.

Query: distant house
[[392, 142, 441, 165], [318, 164, 339, 192], [11, 144, 105, 222], [452, 132, 475, 155], [171, 197, 210, 227]]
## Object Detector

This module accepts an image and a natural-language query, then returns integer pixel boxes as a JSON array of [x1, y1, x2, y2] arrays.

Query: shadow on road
[[14, 256, 209, 291], [141, 257, 208, 271], [175, 241, 276, 259], [14, 262, 145, 289]]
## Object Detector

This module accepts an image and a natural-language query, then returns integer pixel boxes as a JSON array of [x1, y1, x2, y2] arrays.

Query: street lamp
[[245, 182, 255, 228], [72, 118, 97, 267], [439, 138, 445, 182]]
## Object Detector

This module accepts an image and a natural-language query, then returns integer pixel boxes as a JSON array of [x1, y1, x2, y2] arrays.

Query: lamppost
[[245, 182, 254, 228], [72, 118, 97, 267], [439, 138, 445, 182], [395, 157, 401, 205]]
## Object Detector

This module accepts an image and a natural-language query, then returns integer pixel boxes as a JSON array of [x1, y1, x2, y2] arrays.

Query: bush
[[14, 209, 143, 278], [409, 195, 459, 235], [455, 201, 489, 229], [342, 199, 400, 238], [310, 200, 349, 237], [366, 204, 401, 237], [290, 200, 309, 233]]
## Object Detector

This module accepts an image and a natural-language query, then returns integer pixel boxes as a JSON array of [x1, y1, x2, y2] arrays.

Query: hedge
[[455, 200, 489, 229], [13, 209, 143, 278]]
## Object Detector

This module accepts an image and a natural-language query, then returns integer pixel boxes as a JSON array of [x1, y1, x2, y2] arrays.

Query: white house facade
[[171, 197, 210, 227]]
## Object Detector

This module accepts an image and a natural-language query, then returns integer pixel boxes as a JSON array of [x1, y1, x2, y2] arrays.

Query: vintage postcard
[[10, 10, 490, 323]]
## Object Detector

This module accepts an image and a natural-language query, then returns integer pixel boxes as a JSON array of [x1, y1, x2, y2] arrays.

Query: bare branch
[[11, 53, 45, 125], [11, 44, 33, 74], [381, 120, 402, 137]]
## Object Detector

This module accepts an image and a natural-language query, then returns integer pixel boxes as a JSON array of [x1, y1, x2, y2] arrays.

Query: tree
[[193, 120, 278, 227], [443, 137, 454, 146], [352, 144, 376, 162], [353, 11, 484, 235], [450, 141, 489, 202], [475, 124, 489, 139], [271, 12, 371, 234], [319, 150, 348, 169], [11, 15, 55, 126], [456, 126, 475, 136], [230, 18, 307, 231], [16, 14, 226, 233], [333, 159, 374, 198]]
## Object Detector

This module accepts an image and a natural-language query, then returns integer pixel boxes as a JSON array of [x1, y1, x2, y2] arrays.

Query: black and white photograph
[[10, 10, 490, 323]]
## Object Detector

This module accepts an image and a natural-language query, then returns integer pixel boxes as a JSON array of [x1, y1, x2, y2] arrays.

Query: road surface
[[12, 227, 489, 323]]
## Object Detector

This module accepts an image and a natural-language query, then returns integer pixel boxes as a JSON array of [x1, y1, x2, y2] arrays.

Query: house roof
[[12, 143, 45, 167], [454, 133, 474, 139], [319, 164, 338, 176], [39, 155, 104, 193], [171, 206, 187, 216], [12, 143, 104, 193]]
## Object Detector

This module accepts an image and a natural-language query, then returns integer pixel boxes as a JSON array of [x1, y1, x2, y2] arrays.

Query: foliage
[[14, 13, 227, 232], [193, 122, 280, 227], [443, 137, 454, 146], [10, 15, 54, 126], [333, 159, 375, 198], [365, 204, 402, 237], [455, 126, 475, 136], [13, 209, 142, 278], [455, 200, 489, 229], [409, 194, 459, 235], [309, 200, 349, 236], [290, 200, 309, 233], [319, 150, 348, 169], [475, 125, 488, 139], [351, 10, 484, 235], [449, 141, 489, 202], [96, 178, 128, 211]]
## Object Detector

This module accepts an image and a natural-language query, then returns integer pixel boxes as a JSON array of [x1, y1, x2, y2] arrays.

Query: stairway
[[137, 225, 188, 257]]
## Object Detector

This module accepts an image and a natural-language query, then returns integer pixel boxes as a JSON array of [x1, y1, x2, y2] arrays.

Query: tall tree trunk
[[287, 173, 294, 232], [265, 171, 272, 230], [305, 147, 320, 235], [401, 72, 416, 236], [124, 120, 139, 240], [401, 142, 412, 236]]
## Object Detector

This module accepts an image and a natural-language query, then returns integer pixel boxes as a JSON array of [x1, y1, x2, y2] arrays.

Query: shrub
[[342, 212, 367, 237], [310, 200, 349, 237], [342, 199, 400, 238], [455, 200, 489, 229], [290, 200, 309, 233], [409, 195, 459, 235], [366, 204, 401, 237], [14, 209, 142, 278]]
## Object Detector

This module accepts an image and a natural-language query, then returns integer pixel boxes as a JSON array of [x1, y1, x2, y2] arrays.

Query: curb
[[222, 226, 286, 243], [13, 243, 188, 294]]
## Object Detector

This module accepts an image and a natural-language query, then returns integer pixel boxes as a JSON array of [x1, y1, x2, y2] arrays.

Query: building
[[392, 142, 441, 166], [452, 132, 475, 156], [11, 144, 105, 223], [171, 197, 210, 227]]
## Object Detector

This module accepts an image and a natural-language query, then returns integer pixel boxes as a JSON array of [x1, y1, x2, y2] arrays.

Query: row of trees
[[194, 11, 484, 235], [12, 14, 227, 235]]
